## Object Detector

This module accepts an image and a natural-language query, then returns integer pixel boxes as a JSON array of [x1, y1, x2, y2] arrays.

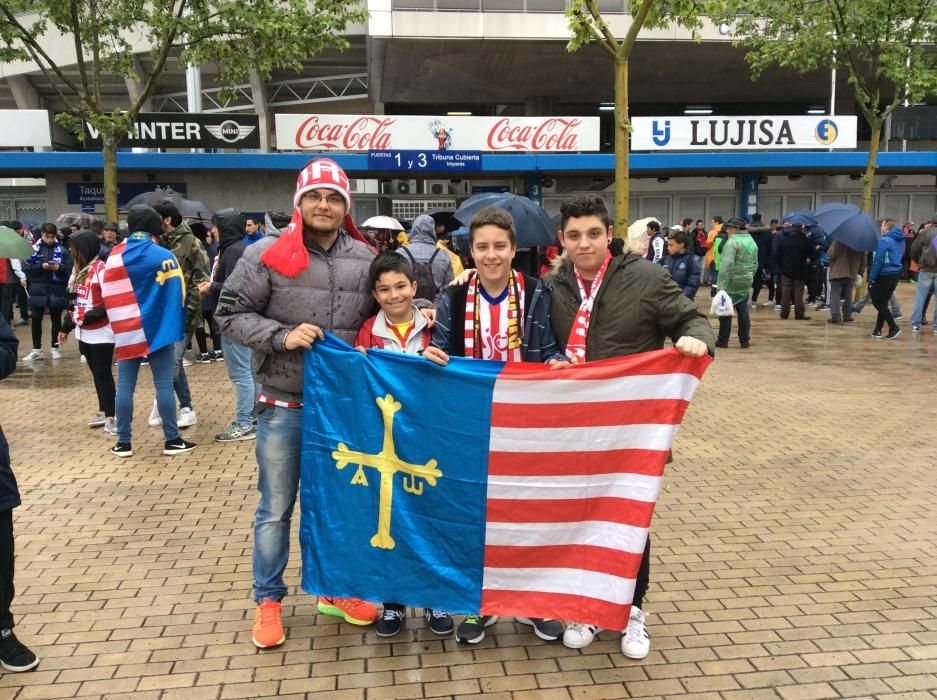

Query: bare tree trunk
[[102, 135, 119, 222], [614, 56, 629, 237], [862, 118, 882, 214]]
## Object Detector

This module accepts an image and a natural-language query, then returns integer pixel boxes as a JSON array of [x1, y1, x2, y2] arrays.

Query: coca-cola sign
[[275, 114, 600, 152]]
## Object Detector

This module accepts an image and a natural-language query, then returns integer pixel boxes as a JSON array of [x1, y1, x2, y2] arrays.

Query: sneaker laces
[[427, 609, 447, 619], [381, 608, 404, 621], [256, 601, 281, 628], [463, 614, 482, 625], [568, 622, 597, 636], [624, 609, 647, 643]]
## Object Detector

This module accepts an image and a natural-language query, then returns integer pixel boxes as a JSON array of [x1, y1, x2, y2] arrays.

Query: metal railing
[[152, 73, 369, 114]]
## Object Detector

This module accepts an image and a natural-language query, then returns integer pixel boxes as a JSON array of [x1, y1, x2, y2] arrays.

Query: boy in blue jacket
[[869, 218, 905, 339], [662, 229, 701, 299]]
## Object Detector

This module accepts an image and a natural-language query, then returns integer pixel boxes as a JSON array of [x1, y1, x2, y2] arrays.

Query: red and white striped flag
[[480, 350, 710, 631]]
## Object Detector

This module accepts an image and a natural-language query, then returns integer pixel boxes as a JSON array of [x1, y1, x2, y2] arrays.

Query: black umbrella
[[453, 194, 556, 248], [54, 212, 100, 227], [426, 209, 460, 234], [124, 187, 214, 220]]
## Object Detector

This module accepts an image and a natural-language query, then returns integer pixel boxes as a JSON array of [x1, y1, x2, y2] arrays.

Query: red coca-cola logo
[[295, 116, 395, 150], [486, 118, 583, 151]]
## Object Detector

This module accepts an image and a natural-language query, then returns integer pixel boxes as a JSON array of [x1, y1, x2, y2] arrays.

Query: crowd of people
[[1, 164, 935, 675]]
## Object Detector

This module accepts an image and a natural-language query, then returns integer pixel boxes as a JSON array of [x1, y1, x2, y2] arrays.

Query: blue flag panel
[[300, 335, 502, 613]]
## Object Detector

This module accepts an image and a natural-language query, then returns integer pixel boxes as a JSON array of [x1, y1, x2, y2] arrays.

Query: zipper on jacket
[[327, 254, 335, 331]]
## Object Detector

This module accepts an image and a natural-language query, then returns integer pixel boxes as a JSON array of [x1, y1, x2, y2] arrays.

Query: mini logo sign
[[74, 113, 261, 149], [206, 119, 257, 144], [815, 119, 839, 145]]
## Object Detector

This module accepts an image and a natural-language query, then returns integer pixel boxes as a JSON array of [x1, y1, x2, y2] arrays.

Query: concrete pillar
[[8, 76, 51, 151], [248, 66, 270, 152], [125, 57, 153, 112], [524, 97, 555, 117]]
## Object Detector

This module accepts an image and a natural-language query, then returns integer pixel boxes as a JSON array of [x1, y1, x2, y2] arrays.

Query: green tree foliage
[[0, 0, 367, 220], [566, 0, 710, 233], [715, 0, 937, 212]]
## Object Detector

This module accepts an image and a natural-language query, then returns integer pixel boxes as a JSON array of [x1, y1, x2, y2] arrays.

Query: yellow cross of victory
[[332, 394, 443, 550]]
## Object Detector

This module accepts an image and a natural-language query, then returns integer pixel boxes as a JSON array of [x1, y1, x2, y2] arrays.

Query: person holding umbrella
[[827, 240, 865, 323]]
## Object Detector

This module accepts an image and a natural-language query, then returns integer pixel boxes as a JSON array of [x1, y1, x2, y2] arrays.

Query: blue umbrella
[[783, 211, 818, 227], [810, 203, 879, 251], [453, 193, 557, 248]]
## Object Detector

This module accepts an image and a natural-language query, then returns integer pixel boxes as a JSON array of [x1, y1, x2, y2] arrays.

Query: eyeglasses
[[302, 191, 345, 206]]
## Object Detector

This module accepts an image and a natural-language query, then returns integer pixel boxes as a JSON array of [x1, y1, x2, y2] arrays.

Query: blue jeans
[[911, 271, 937, 328], [222, 335, 259, 428], [172, 333, 193, 410], [253, 403, 302, 603], [116, 343, 178, 443]]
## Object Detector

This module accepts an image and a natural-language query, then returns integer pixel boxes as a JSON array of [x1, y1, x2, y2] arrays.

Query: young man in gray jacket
[[215, 159, 382, 649]]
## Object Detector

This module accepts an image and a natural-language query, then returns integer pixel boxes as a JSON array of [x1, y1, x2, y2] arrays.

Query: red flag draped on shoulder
[[261, 158, 375, 277]]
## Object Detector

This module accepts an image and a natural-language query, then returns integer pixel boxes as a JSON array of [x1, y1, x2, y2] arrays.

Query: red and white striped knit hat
[[261, 158, 372, 277]]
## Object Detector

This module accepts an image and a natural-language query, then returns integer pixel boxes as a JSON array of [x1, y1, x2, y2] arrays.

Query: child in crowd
[[353, 252, 452, 637], [662, 229, 701, 299]]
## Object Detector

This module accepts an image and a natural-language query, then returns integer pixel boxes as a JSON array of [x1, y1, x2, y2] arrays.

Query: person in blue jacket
[[21, 224, 73, 362], [869, 218, 905, 339], [661, 229, 701, 299], [0, 316, 40, 672]]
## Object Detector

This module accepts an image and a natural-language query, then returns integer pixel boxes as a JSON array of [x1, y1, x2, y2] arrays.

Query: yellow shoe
[[317, 596, 379, 625]]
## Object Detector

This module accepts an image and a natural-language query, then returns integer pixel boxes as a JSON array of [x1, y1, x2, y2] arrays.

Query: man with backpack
[[396, 214, 453, 303]]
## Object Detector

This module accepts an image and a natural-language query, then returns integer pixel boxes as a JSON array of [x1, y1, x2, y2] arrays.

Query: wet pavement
[[1, 281, 935, 699]]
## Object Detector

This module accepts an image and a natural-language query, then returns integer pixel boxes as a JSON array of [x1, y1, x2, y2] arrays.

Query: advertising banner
[[0, 109, 52, 148], [631, 115, 858, 151], [78, 113, 260, 149], [275, 114, 600, 152], [67, 183, 188, 207]]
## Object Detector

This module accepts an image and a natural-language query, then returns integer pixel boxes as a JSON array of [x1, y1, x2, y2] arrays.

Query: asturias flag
[[101, 234, 185, 360], [301, 334, 710, 631]]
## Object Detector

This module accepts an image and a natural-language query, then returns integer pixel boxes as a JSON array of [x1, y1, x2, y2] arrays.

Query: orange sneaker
[[316, 596, 379, 625], [252, 599, 286, 648]]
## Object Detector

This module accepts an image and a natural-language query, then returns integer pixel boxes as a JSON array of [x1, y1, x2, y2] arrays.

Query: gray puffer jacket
[[215, 230, 375, 405]]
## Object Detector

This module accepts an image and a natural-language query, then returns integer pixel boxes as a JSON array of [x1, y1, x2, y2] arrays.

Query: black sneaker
[[163, 437, 196, 455], [714, 340, 728, 349], [515, 617, 564, 642], [211, 349, 224, 362], [376, 604, 405, 637], [455, 615, 498, 644], [197, 353, 211, 364], [110, 442, 133, 458], [0, 629, 39, 672], [424, 609, 454, 635], [871, 330, 883, 339], [885, 328, 902, 340]]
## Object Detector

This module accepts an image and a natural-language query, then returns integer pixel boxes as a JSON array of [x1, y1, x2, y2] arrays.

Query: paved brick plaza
[[1, 284, 935, 700]]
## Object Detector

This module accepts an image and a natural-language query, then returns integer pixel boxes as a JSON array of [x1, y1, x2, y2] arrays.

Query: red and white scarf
[[464, 270, 525, 362], [565, 251, 612, 364]]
